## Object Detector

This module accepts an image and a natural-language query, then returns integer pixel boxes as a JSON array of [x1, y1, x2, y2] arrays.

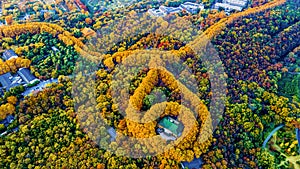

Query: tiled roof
[[158, 117, 183, 136], [0, 73, 12, 88], [17, 68, 37, 84], [81, 27, 97, 37], [2, 50, 18, 61]]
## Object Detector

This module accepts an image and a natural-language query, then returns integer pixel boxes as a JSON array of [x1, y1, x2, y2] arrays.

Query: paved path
[[23, 78, 58, 96], [22, 72, 93, 96]]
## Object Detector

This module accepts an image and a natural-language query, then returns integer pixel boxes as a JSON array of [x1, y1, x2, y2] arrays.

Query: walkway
[[22, 78, 58, 96]]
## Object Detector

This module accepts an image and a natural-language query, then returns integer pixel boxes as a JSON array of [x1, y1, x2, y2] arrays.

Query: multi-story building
[[148, 8, 166, 17], [214, 0, 248, 13], [180, 2, 204, 14], [214, 2, 243, 12], [223, 0, 248, 7], [159, 5, 183, 15]]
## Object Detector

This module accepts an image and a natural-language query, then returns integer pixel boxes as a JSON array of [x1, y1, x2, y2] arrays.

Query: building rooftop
[[182, 2, 205, 8], [12, 126, 19, 132], [2, 50, 18, 61], [0, 73, 12, 88], [159, 6, 183, 14], [51, 46, 59, 52], [81, 27, 97, 37], [58, 4, 69, 12], [223, 0, 248, 7], [180, 2, 204, 14], [181, 157, 203, 169], [215, 3, 243, 12], [158, 117, 183, 136], [148, 8, 166, 17], [40, 10, 56, 14], [17, 68, 38, 84], [20, 13, 30, 21], [0, 115, 14, 127], [107, 127, 117, 141]]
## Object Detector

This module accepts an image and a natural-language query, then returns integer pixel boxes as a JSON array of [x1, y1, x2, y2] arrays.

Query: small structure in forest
[[81, 27, 97, 37], [51, 46, 60, 53], [107, 127, 117, 141], [157, 116, 184, 141]]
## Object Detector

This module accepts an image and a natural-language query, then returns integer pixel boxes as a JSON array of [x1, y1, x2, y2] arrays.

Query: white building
[[51, 46, 60, 53], [149, 2, 205, 17], [180, 2, 204, 14], [223, 0, 248, 7], [214, 2, 243, 12], [148, 8, 166, 17], [159, 6, 183, 15]]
